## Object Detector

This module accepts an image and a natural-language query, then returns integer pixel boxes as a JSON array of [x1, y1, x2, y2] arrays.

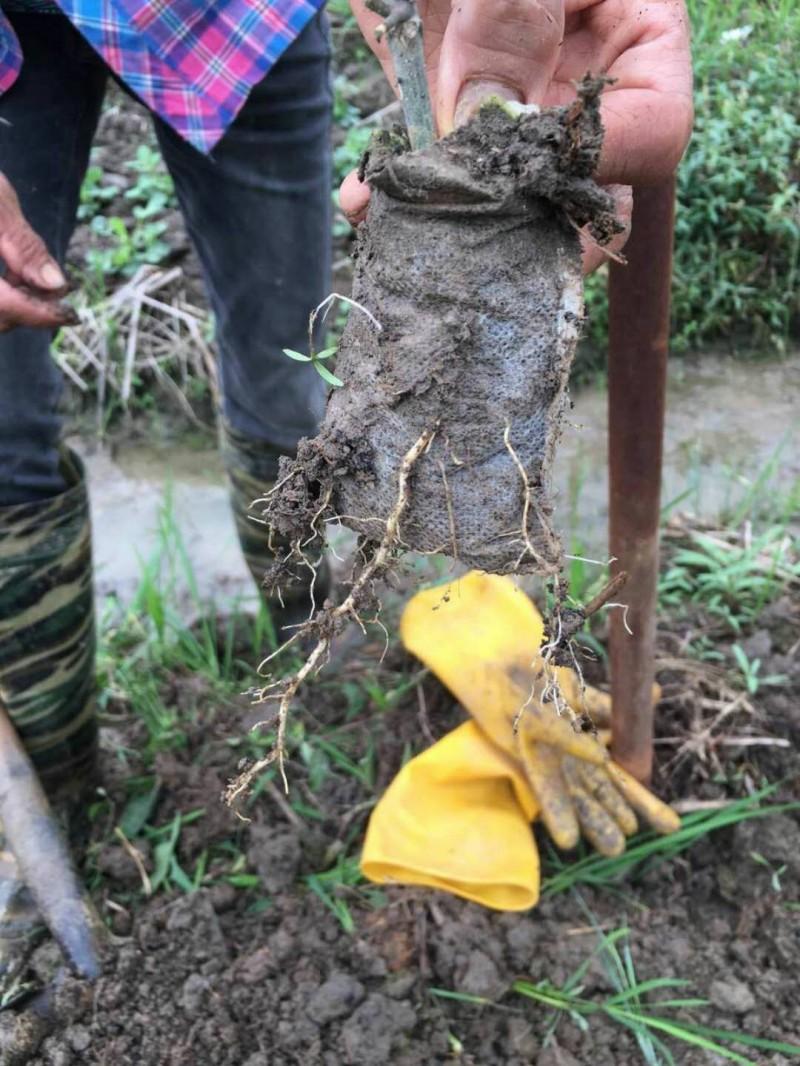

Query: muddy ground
[[3, 578, 798, 1066]]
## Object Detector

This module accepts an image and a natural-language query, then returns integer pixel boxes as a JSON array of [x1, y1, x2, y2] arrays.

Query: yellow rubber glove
[[362, 720, 541, 910], [400, 572, 679, 857]]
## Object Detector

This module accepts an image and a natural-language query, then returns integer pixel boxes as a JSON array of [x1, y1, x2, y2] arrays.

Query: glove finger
[[554, 668, 612, 727], [576, 762, 638, 837], [518, 741, 579, 851], [562, 758, 626, 857], [608, 761, 681, 835], [520, 706, 607, 765], [556, 670, 662, 729]]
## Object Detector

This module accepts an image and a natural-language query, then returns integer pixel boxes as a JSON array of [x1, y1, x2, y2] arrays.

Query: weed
[[78, 164, 118, 220], [281, 291, 383, 389], [432, 913, 800, 1065], [731, 642, 788, 695], [540, 785, 800, 897], [86, 215, 171, 278], [305, 853, 386, 933], [718, 437, 800, 528], [659, 526, 799, 633], [124, 146, 176, 220], [79, 145, 177, 279], [283, 344, 342, 387], [582, 0, 800, 358], [749, 851, 787, 893], [509, 921, 800, 1065], [97, 490, 270, 756]]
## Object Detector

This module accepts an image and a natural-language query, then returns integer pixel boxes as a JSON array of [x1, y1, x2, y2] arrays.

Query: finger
[[562, 757, 625, 857], [576, 762, 638, 837], [518, 741, 579, 850], [594, 15, 693, 187], [581, 184, 632, 274], [597, 88, 693, 186], [0, 278, 76, 332], [0, 174, 66, 291], [437, 0, 565, 135], [608, 761, 681, 835], [452, 79, 523, 129], [339, 169, 371, 227]]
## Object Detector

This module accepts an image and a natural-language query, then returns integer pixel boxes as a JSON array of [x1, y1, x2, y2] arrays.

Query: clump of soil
[[266, 79, 622, 577], [7, 589, 800, 1066]]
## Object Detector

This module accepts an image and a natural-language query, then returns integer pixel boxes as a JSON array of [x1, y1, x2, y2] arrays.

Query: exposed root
[[503, 423, 561, 575], [514, 569, 632, 739], [436, 458, 459, 561], [223, 426, 437, 812]]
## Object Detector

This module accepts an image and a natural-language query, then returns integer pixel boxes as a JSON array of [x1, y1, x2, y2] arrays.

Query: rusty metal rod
[[0, 699, 102, 982], [607, 178, 676, 784]]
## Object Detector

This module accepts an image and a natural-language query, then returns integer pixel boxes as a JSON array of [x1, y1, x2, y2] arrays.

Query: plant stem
[[367, 0, 435, 150]]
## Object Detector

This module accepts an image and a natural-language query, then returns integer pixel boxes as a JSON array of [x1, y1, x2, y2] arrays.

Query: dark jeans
[[0, 11, 330, 506]]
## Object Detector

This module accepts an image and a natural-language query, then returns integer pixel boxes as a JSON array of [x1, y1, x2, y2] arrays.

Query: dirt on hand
[[266, 78, 621, 577]]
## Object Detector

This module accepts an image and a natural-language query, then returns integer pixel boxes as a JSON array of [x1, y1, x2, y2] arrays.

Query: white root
[[224, 425, 436, 811]]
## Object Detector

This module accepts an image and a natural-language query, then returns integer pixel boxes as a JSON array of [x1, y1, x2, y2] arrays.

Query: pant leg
[[153, 13, 332, 453], [0, 14, 107, 506]]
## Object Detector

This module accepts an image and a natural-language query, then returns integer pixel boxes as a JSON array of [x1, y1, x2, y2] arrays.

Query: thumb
[[0, 173, 65, 291], [452, 78, 524, 130], [437, 0, 564, 135]]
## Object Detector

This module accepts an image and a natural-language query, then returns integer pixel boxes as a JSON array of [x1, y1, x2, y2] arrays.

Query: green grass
[[540, 784, 800, 897], [657, 443, 800, 634], [97, 489, 275, 757], [432, 898, 800, 1065], [510, 918, 800, 1066], [88, 492, 284, 900], [91, 490, 407, 909], [658, 524, 799, 633], [305, 853, 386, 933]]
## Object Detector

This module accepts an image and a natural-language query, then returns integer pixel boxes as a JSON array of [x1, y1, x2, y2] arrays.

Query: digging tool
[[0, 695, 102, 987], [608, 179, 676, 784]]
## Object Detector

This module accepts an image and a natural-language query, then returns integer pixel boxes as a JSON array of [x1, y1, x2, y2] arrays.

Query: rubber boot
[[0, 449, 97, 1001], [220, 422, 331, 642]]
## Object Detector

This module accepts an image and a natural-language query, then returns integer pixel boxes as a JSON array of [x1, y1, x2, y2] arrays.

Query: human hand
[[0, 173, 76, 332], [342, 0, 693, 269]]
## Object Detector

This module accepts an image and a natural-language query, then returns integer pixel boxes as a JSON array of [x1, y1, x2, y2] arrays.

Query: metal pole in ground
[[607, 178, 676, 784]]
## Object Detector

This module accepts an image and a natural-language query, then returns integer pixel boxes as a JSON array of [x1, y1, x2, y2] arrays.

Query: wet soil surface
[[5, 582, 799, 1066]]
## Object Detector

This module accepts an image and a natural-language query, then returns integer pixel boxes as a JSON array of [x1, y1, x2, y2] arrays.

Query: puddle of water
[[73, 351, 800, 608], [555, 351, 800, 557], [71, 441, 255, 610]]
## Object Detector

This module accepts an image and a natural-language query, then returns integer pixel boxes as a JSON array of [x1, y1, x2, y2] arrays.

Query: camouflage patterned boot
[[220, 422, 331, 640], [0, 449, 97, 999]]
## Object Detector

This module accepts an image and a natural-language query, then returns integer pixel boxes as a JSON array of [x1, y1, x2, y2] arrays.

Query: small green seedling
[[283, 345, 342, 388], [750, 851, 787, 893], [731, 643, 788, 695], [282, 292, 382, 390]]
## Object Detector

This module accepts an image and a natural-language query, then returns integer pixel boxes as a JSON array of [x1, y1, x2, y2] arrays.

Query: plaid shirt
[[0, 0, 326, 152]]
